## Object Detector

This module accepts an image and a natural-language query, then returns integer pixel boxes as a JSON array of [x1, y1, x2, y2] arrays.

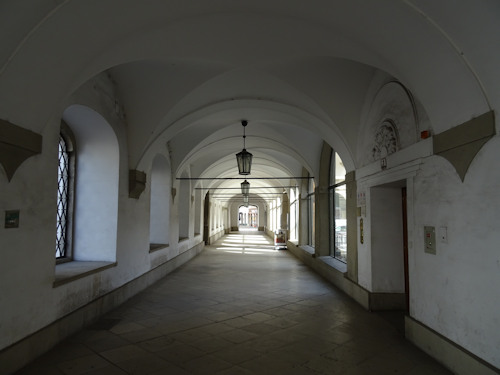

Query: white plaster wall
[[0, 73, 206, 353], [411, 139, 500, 368], [0, 123, 62, 350]]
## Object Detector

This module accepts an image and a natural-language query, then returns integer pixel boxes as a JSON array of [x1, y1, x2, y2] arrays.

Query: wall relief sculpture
[[372, 120, 400, 160]]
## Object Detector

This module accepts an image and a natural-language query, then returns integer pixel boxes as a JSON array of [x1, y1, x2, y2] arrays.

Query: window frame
[[329, 152, 347, 262], [307, 179, 315, 247], [56, 123, 76, 263]]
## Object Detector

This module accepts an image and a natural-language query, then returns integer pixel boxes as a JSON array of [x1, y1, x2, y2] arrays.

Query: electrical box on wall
[[424, 226, 436, 254], [5, 210, 20, 228]]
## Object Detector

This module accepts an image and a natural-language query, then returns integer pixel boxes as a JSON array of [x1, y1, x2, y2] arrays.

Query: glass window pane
[[333, 185, 347, 262], [56, 135, 69, 258], [335, 153, 346, 184]]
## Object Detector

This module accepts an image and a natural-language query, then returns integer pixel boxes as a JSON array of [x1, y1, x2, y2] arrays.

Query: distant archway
[[238, 205, 259, 230]]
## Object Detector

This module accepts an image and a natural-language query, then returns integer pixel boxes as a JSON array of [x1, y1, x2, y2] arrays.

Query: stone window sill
[[299, 245, 315, 256], [54, 261, 117, 287], [319, 256, 347, 274], [149, 243, 169, 253]]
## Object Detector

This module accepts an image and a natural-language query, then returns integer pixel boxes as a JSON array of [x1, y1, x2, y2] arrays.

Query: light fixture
[[243, 195, 249, 204], [235, 120, 253, 175], [241, 180, 250, 195]]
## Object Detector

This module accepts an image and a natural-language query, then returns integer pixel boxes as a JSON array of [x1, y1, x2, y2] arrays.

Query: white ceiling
[[0, 0, 498, 203]]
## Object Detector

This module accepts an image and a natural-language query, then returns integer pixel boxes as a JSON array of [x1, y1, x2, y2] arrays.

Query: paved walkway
[[16, 232, 452, 374]]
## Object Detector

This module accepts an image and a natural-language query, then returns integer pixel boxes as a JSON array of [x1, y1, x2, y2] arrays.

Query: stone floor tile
[[155, 342, 205, 365], [138, 335, 176, 352], [56, 354, 110, 375], [14, 364, 64, 375], [219, 328, 259, 344], [114, 354, 172, 375], [212, 343, 263, 364], [81, 332, 130, 353], [14, 232, 453, 375], [81, 364, 128, 375], [198, 321, 235, 335], [222, 316, 255, 328], [181, 354, 233, 374], [241, 311, 275, 323], [169, 328, 213, 344], [109, 321, 145, 335], [119, 327, 164, 343], [264, 316, 300, 329], [99, 344, 149, 363], [240, 322, 281, 335], [23, 343, 94, 368], [215, 365, 254, 375], [189, 336, 233, 353]]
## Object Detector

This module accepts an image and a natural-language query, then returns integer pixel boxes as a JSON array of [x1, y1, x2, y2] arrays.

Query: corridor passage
[[16, 232, 451, 375]]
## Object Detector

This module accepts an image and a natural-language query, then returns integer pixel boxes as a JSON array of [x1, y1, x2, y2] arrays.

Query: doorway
[[238, 205, 258, 230], [370, 180, 409, 312]]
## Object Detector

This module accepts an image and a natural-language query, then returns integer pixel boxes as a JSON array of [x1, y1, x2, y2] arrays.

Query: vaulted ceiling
[[1, 0, 497, 203]]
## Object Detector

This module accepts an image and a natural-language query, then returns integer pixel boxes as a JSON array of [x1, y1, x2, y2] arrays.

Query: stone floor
[[15, 232, 453, 374]]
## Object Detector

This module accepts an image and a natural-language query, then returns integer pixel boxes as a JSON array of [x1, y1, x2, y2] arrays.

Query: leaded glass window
[[56, 134, 70, 258], [329, 152, 347, 262]]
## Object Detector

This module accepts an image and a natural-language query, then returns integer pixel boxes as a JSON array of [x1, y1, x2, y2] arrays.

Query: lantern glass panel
[[241, 180, 250, 195], [236, 149, 252, 175]]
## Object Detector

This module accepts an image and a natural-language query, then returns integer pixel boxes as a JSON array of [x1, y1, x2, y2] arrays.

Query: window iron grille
[[56, 135, 70, 258]]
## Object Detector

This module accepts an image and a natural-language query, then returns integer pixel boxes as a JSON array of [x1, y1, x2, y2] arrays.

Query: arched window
[[329, 152, 347, 262], [307, 179, 315, 247], [149, 154, 171, 249], [62, 104, 119, 262], [289, 187, 298, 241], [56, 127, 75, 260], [179, 176, 190, 240]]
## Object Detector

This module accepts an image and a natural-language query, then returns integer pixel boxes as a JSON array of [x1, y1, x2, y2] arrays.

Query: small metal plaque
[[5, 210, 20, 228]]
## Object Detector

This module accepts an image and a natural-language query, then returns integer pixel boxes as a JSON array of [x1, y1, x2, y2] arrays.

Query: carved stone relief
[[358, 80, 425, 167], [372, 120, 400, 161]]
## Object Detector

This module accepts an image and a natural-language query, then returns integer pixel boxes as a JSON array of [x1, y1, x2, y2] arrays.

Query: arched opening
[[194, 188, 202, 236], [178, 177, 190, 241], [238, 205, 258, 231], [62, 104, 119, 262], [149, 154, 170, 249], [329, 151, 347, 262]]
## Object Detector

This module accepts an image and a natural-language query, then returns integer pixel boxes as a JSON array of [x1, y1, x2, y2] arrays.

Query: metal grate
[[56, 135, 70, 258]]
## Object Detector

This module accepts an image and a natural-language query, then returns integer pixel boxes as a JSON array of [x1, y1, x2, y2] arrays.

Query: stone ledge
[[405, 316, 500, 375], [299, 245, 315, 256], [54, 261, 116, 287], [149, 243, 169, 253], [318, 255, 347, 274]]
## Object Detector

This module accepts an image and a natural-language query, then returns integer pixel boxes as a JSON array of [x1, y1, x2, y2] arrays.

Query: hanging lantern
[[241, 180, 250, 195], [236, 120, 252, 175]]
